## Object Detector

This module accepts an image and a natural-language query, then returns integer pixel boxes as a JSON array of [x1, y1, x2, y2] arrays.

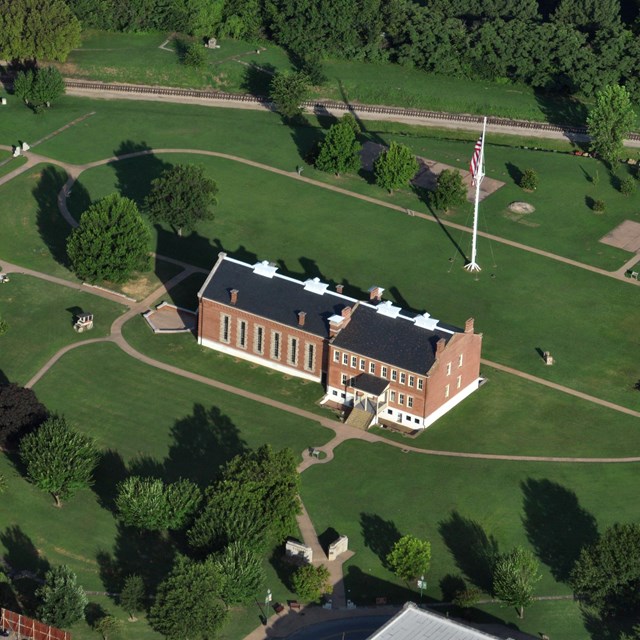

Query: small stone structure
[[74, 312, 94, 333], [205, 37, 220, 49], [143, 301, 197, 334], [285, 539, 313, 563], [21, 142, 30, 151], [543, 351, 554, 366], [328, 535, 349, 561], [12, 147, 20, 157]]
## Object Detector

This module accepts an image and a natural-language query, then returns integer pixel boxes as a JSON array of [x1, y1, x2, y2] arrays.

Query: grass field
[[55, 30, 617, 126], [0, 274, 125, 385], [301, 439, 640, 639], [61, 150, 640, 413], [0, 341, 334, 639]]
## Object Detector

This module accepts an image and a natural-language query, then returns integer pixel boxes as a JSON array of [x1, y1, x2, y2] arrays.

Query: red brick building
[[197, 253, 483, 429]]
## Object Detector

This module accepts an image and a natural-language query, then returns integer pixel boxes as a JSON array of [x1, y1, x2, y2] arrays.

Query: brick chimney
[[336, 284, 344, 294], [341, 306, 352, 318], [435, 338, 446, 357], [369, 286, 384, 302], [298, 311, 306, 327], [465, 317, 474, 334], [329, 306, 353, 337], [230, 289, 238, 305]]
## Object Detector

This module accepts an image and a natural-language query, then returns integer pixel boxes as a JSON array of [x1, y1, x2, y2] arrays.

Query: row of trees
[[66, 163, 217, 284], [1, 382, 305, 635], [57, 0, 640, 102], [13, 67, 65, 113]]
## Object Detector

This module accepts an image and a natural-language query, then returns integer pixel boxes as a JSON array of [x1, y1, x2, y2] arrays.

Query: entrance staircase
[[345, 407, 374, 430]]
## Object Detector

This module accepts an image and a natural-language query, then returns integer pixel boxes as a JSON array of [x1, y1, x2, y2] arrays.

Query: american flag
[[469, 135, 483, 184]]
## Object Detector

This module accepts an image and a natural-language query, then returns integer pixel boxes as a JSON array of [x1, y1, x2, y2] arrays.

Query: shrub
[[519, 168, 539, 191], [593, 199, 606, 212], [620, 175, 636, 196], [184, 43, 206, 68]]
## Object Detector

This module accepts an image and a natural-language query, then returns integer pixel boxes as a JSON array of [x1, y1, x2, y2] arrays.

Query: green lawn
[[0, 274, 125, 384], [372, 367, 640, 458], [122, 313, 328, 418], [56, 30, 615, 126], [0, 341, 333, 638], [62, 150, 640, 412], [301, 439, 640, 639]]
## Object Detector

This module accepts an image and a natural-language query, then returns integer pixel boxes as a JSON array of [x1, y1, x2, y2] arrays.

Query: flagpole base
[[464, 262, 481, 272]]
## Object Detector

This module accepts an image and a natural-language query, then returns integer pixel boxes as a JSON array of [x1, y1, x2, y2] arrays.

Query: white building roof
[[367, 603, 502, 640]]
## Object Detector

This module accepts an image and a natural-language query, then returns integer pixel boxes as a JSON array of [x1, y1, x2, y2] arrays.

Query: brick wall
[[199, 298, 326, 381]]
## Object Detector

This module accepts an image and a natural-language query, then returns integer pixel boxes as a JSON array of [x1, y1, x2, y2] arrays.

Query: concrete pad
[[599, 220, 640, 252], [144, 302, 197, 333]]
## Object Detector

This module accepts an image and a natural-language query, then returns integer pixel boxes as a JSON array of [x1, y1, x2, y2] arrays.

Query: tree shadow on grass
[[164, 404, 248, 487], [533, 88, 589, 127], [92, 449, 129, 513], [505, 162, 523, 186], [440, 573, 467, 602], [581, 607, 638, 640], [521, 478, 598, 583], [289, 117, 325, 167], [155, 225, 218, 270], [360, 513, 402, 570], [344, 565, 422, 607], [111, 141, 173, 206], [97, 525, 175, 599], [241, 62, 277, 97], [0, 525, 50, 614], [34, 166, 73, 268], [438, 511, 499, 593]]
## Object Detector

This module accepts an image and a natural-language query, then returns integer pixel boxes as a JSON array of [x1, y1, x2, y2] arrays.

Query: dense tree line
[[65, 0, 640, 101]]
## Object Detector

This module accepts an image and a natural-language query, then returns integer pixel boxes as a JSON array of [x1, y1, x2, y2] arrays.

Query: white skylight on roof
[[303, 277, 330, 295], [376, 300, 402, 318], [414, 313, 439, 330], [252, 260, 278, 278]]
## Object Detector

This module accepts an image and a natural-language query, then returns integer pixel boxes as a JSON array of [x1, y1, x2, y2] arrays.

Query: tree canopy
[[374, 142, 419, 193], [20, 415, 98, 507], [214, 541, 266, 605], [0, 0, 81, 62], [145, 164, 218, 236], [188, 445, 300, 553], [119, 574, 145, 621], [431, 169, 468, 211], [37, 565, 88, 628], [291, 564, 332, 603], [269, 71, 309, 120], [587, 84, 635, 165], [67, 194, 151, 284], [571, 523, 640, 616], [149, 556, 227, 639], [315, 122, 362, 176], [0, 383, 48, 447], [14, 67, 65, 112], [116, 476, 201, 531], [386, 534, 432, 583], [493, 546, 541, 619]]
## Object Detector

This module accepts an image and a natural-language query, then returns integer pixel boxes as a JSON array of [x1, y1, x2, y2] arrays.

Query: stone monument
[[285, 539, 313, 563], [328, 535, 349, 561]]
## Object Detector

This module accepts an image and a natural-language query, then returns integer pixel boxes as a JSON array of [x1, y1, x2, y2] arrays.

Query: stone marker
[[12, 147, 21, 157], [285, 539, 313, 563], [21, 142, 30, 151], [328, 535, 349, 561], [543, 351, 554, 366], [1, 98, 6, 105]]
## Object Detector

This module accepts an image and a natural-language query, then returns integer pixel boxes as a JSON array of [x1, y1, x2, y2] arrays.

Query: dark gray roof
[[352, 373, 389, 396], [332, 304, 457, 374], [199, 259, 352, 338]]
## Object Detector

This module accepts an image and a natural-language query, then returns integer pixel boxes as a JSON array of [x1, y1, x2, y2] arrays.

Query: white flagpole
[[464, 116, 487, 273]]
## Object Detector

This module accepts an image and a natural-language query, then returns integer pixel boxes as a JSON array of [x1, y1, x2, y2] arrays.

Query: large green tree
[[67, 194, 151, 284], [269, 71, 309, 120], [20, 415, 98, 507], [315, 122, 362, 176], [188, 445, 300, 553], [374, 141, 419, 193], [37, 565, 88, 628], [214, 541, 265, 605], [145, 164, 218, 236], [493, 547, 541, 619], [149, 556, 227, 639], [386, 534, 431, 583], [571, 523, 640, 616], [116, 476, 201, 531], [0, 0, 81, 62], [587, 84, 635, 165], [119, 574, 145, 621], [431, 169, 467, 212]]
